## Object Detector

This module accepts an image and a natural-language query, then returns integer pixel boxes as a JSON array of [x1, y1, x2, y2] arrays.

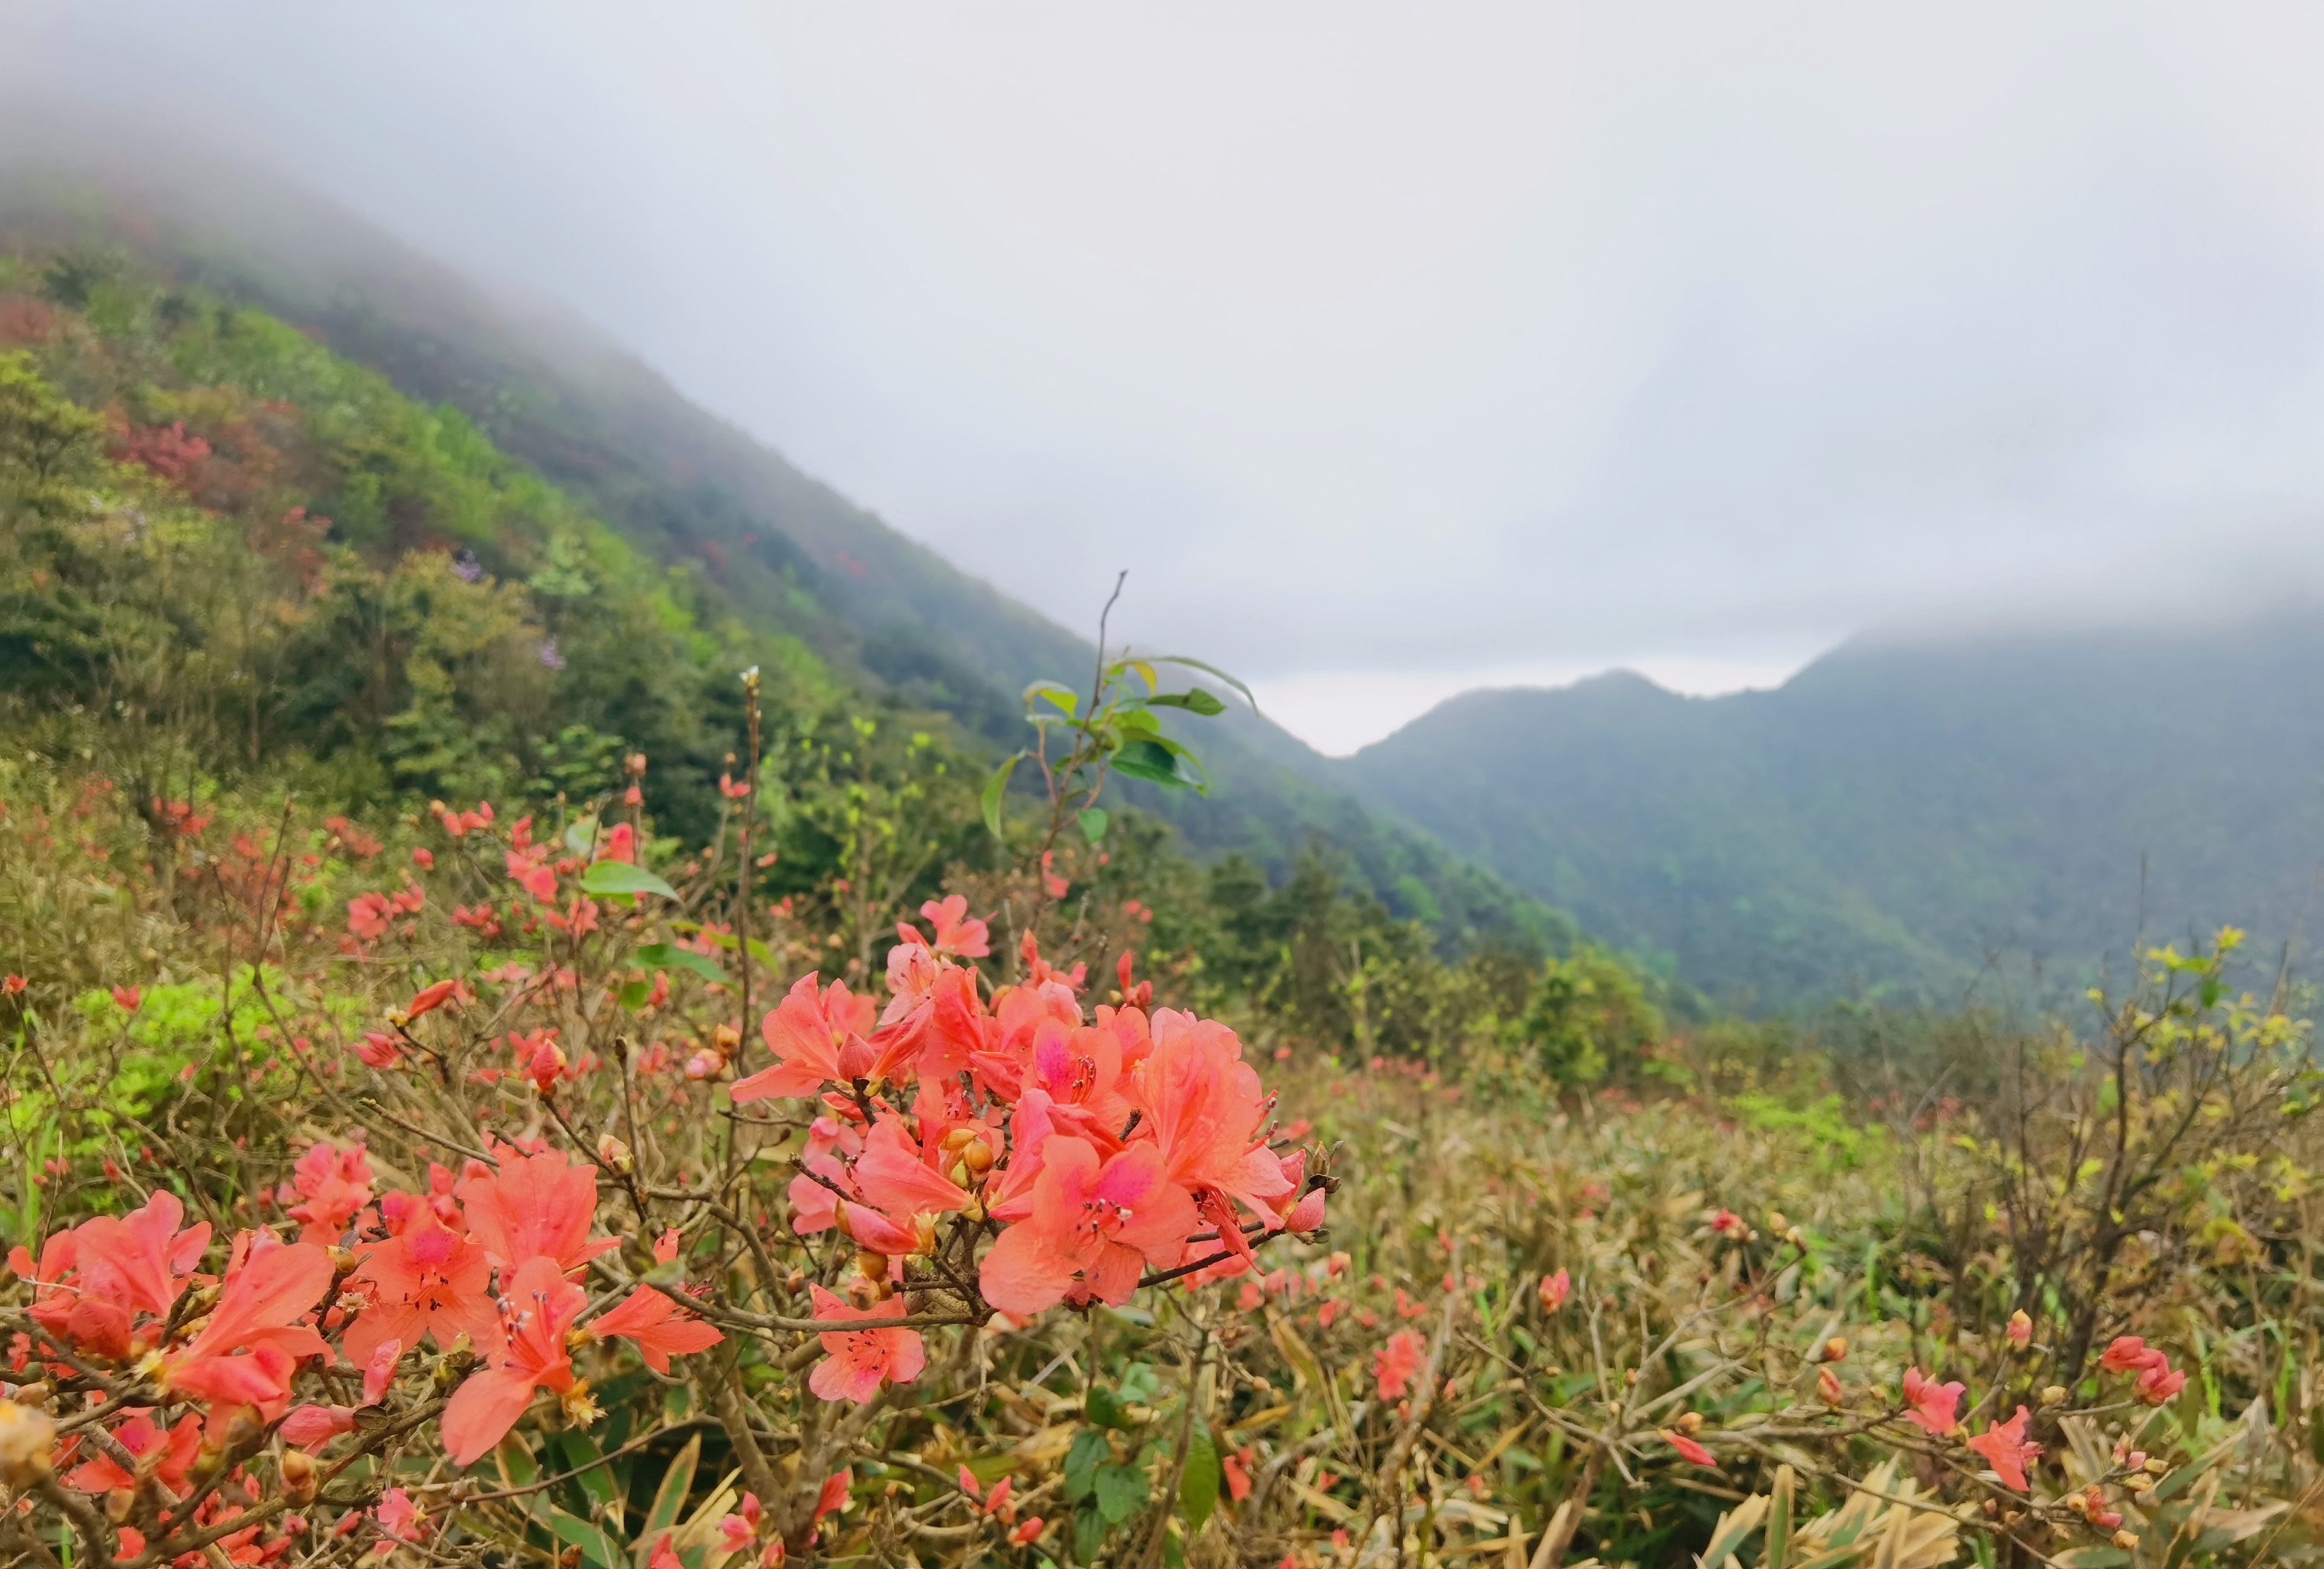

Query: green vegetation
[[1348, 633, 2324, 1008], [0, 173, 1564, 960]]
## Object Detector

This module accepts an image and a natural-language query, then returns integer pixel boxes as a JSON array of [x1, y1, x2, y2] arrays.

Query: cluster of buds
[[938, 1125, 997, 1217], [624, 752, 647, 806], [685, 1021, 744, 1081]]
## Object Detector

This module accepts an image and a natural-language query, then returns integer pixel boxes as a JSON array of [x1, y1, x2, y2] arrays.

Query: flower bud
[[11, 1381, 51, 1409], [960, 1137, 995, 1175], [1817, 1366, 1843, 1407], [2006, 1309, 2033, 1349], [1675, 1411, 1704, 1434], [2040, 1384, 2069, 1407], [596, 1134, 633, 1174], [0, 1401, 56, 1488], [106, 1486, 137, 1522], [1767, 1211, 1789, 1233], [712, 1022, 742, 1053], [281, 1447, 319, 1505], [1821, 1337, 1848, 1363], [2144, 1456, 2167, 1475], [2122, 1473, 2152, 1494], [2113, 1531, 2139, 1550]]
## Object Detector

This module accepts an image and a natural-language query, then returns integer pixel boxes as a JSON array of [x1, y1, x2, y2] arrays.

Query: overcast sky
[[11, 3, 2324, 752]]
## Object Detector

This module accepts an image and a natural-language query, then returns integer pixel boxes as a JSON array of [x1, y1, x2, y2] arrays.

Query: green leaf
[[580, 861, 678, 900], [981, 752, 1023, 838], [556, 1432, 622, 1528], [1765, 1464, 1793, 1569], [1078, 808, 1110, 843], [1064, 1431, 1109, 1504], [1086, 1386, 1129, 1430], [1146, 688, 1226, 716], [1111, 740, 1197, 791], [1119, 1363, 1160, 1403], [1073, 1505, 1108, 1562], [632, 1433, 702, 1565], [550, 1508, 626, 1569], [632, 943, 727, 986], [617, 979, 652, 1010], [1095, 1462, 1146, 1524], [1153, 656, 1257, 714], [1180, 1420, 1220, 1532], [1024, 680, 1080, 718]]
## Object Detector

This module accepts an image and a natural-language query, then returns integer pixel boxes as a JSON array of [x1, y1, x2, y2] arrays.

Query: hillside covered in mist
[[1346, 614, 2324, 1007], [0, 146, 1567, 958]]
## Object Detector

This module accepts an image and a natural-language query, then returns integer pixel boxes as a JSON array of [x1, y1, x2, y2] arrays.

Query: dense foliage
[[8, 234, 2324, 1569], [1348, 630, 2324, 1010]]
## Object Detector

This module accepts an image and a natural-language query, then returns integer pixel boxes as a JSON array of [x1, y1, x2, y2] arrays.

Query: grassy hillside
[[1345, 616, 2324, 1008], [0, 151, 1567, 955]]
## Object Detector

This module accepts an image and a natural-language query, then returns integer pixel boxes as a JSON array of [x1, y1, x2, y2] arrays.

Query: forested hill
[[1344, 613, 2324, 1008], [0, 147, 1566, 955]]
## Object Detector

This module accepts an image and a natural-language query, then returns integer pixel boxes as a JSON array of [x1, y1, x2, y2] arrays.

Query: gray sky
[[11, 2, 2324, 752]]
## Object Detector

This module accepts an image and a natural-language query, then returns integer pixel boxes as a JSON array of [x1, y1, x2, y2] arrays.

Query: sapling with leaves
[[980, 575, 1254, 933]]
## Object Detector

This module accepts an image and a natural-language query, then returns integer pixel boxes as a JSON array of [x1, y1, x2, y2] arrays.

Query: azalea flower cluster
[[730, 896, 1331, 1403], [2, 1135, 723, 1561]]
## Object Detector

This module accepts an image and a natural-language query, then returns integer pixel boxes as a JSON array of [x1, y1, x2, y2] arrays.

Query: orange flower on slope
[[65, 1410, 201, 1494], [344, 1221, 500, 1369], [1126, 1012, 1292, 1261], [161, 1235, 333, 1411], [586, 1286, 723, 1373], [1900, 1368, 1965, 1436], [442, 1257, 588, 1464], [72, 1188, 211, 1320], [918, 895, 990, 958], [1373, 1331, 1425, 1400], [1966, 1406, 2042, 1491], [732, 974, 879, 1102], [977, 1138, 1196, 1316], [455, 1142, 619, 1274], [805, 1284, 925, 1404]]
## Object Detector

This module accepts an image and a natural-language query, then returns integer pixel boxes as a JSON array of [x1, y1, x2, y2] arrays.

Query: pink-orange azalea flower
[[978, 1137, 1195, 1316], [1966, 1406, 2042, 1491], [1901, 1368, 1965, 1436], [441, 1256, 588, 1464], [806, 1284, 924, 1404], [586, 1286, 724, 1373]]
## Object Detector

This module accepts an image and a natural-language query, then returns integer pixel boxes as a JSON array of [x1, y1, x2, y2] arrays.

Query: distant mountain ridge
[[0, 140, 1568, 955], [1342, 613, 2324, 1007]]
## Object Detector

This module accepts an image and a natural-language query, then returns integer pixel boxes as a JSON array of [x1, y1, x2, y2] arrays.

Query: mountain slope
[[1344, 614, 2324, 1008], [0, 144, 1566, 953]]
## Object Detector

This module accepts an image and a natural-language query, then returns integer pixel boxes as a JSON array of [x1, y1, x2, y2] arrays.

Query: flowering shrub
[[5, 280, 2323, 1567], [6, 736, 2322, 1569]]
